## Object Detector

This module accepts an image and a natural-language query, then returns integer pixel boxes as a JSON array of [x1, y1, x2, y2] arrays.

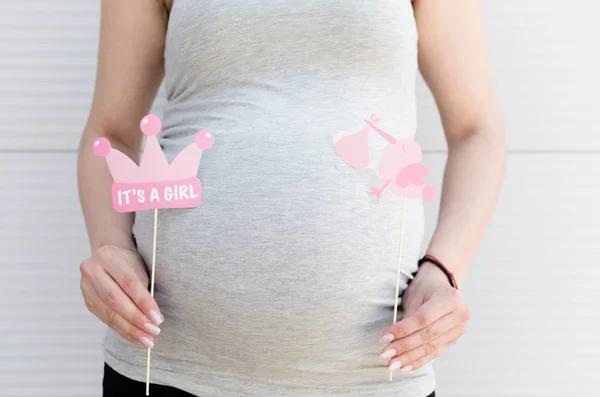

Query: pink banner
[[111, 177, 202, 213]]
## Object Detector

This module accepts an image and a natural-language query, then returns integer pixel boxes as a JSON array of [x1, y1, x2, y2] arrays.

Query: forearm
[[425, 124, 507, 285], [77, 125, 140, 253]]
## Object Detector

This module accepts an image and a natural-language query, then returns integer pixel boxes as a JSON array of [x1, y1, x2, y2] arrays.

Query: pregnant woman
[[77, 0, 506, 396]]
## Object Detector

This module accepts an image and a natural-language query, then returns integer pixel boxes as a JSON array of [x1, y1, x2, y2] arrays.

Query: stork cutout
[[334, 113, 436, 201], [334, 113, 437, 382]]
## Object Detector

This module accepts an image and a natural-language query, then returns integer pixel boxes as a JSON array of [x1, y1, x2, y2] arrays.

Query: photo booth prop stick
[[334, 114, 436, 381], [92, 114, 214, 395]]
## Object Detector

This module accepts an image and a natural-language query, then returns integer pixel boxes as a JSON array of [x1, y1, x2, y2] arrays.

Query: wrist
[[91, 231, 137, 253], [415, 254, 459, 290], [414, 261, 449, 285], [411, 254, 458, 289], [401, 255, 458, 300]]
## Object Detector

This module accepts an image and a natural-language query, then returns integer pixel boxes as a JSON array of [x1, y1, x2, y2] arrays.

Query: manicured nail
[[379, 334, 394, 344], [388, 360, 403, 371], [144, 323, 161, 336], [401, 365, 413, 372], [380, 349, 397, 359], [149, 310, 163, 326], [139, 336, 154, 348]]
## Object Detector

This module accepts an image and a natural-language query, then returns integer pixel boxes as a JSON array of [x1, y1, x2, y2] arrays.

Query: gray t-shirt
[[102, 0, 435, 395]]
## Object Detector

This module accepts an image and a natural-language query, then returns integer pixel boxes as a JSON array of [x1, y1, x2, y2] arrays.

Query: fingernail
[[380, 349, 397, 359], [401, 365, 413, 372], [139, 336, 154, 349], [379, 334, 394, 344], [388, 360, 403, 371], [144, 323, 161, 336], [149, 310, 163, 326]]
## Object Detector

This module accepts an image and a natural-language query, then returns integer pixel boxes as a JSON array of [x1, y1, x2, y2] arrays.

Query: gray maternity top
[[102, 0, 435, 395]]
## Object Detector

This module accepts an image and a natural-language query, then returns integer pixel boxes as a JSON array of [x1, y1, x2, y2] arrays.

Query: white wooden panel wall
[[0, 154, 104, 397], [416, 1, 600, 151], [422, 154, 600, 396], [0, 1, 166, 151], [1, 1, 599, 396]]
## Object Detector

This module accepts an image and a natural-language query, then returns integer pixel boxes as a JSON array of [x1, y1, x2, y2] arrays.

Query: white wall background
[[1, 1, 599, 396]]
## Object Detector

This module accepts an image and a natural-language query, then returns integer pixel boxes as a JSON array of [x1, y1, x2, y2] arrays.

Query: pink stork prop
[[334, 114, 436, 381]]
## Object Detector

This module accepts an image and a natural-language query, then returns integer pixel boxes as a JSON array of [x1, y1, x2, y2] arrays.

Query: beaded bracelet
[[400, 254, 459, 299], [417, 254, 459, 290]]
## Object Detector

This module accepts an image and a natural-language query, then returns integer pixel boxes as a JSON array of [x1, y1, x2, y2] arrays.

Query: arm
[[417, 0, 507, 285], [78, 0, 167, 252], [77, 0, 169, 347], [378, 0, 507, 372]]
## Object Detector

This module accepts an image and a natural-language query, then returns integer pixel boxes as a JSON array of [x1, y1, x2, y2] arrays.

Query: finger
[[84, 279, 156, 349], [380, 311, 459, 358], [387, 324, 466, 372], [97, 246, 164, 326], [81, 277, 102, 315], [395, 331, 461, 373], [380, 291, 457, 343], [90, 265, 161, 336]]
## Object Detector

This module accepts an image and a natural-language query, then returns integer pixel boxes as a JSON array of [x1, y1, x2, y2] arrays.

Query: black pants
[[103, 362, 436, 397]]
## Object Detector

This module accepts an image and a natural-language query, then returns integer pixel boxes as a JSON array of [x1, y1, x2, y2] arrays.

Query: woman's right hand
[[79, 244, 163, 349]]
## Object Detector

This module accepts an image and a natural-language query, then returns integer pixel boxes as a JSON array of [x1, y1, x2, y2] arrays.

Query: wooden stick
[[389, 197, 406, 381], [146, 208, 158, 395]]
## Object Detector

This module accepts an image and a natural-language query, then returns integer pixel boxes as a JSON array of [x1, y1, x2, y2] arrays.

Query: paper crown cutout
[[93, 114, 214, 213]]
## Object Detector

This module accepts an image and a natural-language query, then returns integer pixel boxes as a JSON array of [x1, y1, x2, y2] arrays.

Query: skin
[[77, 0, 170, 349], [378, 0, 507, 372], [77, 0, 507, 372]]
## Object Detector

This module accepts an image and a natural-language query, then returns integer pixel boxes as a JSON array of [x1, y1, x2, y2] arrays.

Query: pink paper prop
[[93, 114, 214, 213], [334, 113, 436, 201], [93, 114, 214, 395], [333, 113, 379, 168], [333, 114, 436, 381]]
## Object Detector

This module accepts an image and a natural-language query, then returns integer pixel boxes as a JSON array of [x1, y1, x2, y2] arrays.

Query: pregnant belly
[[131, 136, 425, 379]]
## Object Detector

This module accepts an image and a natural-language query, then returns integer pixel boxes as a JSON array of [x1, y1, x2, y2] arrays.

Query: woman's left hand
[[378, 262, 471, 372]]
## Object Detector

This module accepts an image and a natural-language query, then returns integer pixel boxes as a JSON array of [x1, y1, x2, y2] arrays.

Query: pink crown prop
[[93, 115, 214, 213]]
